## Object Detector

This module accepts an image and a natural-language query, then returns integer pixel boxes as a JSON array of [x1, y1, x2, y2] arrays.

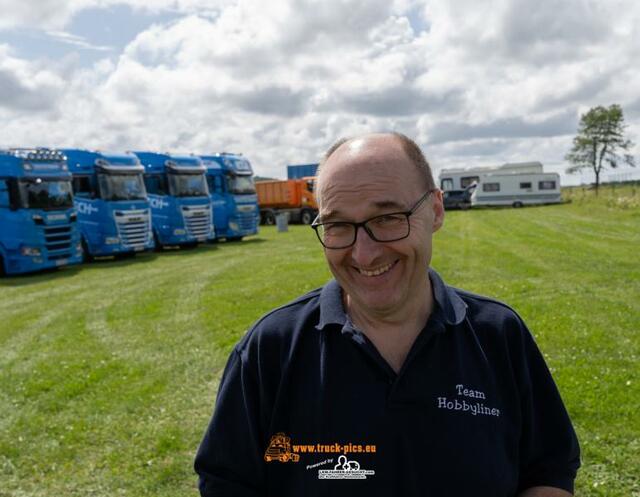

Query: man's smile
[[353, 260, 399, 277]]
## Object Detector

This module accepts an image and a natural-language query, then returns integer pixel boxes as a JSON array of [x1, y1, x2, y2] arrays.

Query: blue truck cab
[[61, 149, 154, 259], [134, 152, 213, 247], [0, 148, 82, 275], [200, 153, 259, 241]]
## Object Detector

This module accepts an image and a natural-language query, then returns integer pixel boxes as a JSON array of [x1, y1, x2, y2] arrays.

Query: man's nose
[[350, 225, 383, 266]]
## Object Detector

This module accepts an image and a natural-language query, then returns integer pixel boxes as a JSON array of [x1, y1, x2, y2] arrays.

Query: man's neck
[[344, 279, 434, 373]]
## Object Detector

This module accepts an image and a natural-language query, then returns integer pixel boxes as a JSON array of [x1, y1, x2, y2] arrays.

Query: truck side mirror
[[0, 182, 10, 209]]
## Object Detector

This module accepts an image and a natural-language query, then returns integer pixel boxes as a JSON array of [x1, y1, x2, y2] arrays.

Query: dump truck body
[[255, 178, 317, 225]]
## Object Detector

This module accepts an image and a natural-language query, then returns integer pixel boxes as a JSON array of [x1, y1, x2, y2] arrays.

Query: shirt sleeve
[[194, 346, 266, 497], [516, 323, 581, 494]]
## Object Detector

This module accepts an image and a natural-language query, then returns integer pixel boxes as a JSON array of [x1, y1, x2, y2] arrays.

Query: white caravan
[[439, 162, 562, 208]]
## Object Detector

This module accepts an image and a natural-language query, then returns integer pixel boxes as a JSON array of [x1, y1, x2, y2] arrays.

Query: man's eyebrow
[[320, 200, 406, 222], [372, 200, 406, 211]]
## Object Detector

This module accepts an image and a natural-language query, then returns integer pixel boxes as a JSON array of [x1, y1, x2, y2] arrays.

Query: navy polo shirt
[[195, 269, 580, 497]]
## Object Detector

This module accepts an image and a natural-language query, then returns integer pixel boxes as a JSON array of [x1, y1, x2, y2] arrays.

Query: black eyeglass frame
[[311, 189, 436, 249]]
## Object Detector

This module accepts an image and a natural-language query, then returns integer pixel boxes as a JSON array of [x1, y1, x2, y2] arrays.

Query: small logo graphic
[[264, 433, 300, 463], [317, 455, 375, 480], [75, 201, 98, 215]]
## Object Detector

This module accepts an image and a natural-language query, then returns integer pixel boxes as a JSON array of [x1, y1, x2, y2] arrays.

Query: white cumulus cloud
[[0, 0, 639, 182]]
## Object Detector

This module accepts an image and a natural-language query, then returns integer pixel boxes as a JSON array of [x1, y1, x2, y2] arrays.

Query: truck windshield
[[17, 179, 73, 210], [169, 173, 209, 197], [97, 173, 147, 201], [226, 174, 256, 194]]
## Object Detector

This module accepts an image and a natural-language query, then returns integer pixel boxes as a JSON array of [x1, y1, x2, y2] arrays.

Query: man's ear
[[431, 189, 445, 232]]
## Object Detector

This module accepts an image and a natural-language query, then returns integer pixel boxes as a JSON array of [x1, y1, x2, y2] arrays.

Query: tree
[[565, 104, 636, 194]]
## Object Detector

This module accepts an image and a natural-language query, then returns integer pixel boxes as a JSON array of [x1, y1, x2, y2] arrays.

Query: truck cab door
[[209, 174, 228, 237]]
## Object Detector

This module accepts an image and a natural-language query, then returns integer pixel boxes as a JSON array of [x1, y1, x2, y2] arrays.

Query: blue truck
[[0, 148, 82, 275], [62, 149, 154, 259], [199, 153, 259, 241], [134, 152, 213, 248]]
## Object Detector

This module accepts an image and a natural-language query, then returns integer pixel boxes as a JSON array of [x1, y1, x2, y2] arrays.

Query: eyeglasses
[[311, 190, 435, 249]]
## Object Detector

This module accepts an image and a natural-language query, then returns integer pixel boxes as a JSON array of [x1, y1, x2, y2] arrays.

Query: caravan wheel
[[512, 201, 523, 208]]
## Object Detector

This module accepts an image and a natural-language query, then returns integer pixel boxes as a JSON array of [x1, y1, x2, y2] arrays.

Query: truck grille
[[44, 225, 72, 260], [237, 211, 257, 231], [182, 206, 212, 240], [115, 209, 151, 249]]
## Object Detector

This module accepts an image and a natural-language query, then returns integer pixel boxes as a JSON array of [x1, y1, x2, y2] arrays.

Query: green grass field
[[1, 186, 639, 496]]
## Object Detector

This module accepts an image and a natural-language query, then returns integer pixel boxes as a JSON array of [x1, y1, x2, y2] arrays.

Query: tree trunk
[[594, 169, 600, 196]]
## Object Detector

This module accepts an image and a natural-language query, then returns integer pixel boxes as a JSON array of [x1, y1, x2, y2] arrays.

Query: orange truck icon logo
[[264, 433, 300, 463]]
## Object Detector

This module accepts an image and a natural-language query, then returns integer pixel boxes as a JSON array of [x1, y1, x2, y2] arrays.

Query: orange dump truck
[[255, 177, 317, 225]]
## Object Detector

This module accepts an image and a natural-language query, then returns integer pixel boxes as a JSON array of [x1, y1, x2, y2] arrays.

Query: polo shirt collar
[[316, 267, 467, 331]]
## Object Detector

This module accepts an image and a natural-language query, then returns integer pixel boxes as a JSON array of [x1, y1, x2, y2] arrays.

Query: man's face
[[317, 135, 444, 317]]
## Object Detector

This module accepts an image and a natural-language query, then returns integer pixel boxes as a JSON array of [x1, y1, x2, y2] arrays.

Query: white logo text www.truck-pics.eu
[[317, 455, 375, 480]]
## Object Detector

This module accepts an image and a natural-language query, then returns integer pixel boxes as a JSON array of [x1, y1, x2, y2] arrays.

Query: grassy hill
[[1, 186, 638, 496]]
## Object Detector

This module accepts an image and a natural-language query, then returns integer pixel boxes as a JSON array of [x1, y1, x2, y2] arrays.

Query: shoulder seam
[[452, 287, 522, 318]]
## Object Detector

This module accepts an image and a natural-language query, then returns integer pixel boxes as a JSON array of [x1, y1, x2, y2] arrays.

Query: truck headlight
[[21, 246, 42, 256], [104, 237, 120, 245], [174, 229, 186, 235], [229, 222, 239, 232]]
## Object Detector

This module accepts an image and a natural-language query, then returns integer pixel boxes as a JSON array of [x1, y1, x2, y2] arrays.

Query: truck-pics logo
[[264, 433, 300, 463]]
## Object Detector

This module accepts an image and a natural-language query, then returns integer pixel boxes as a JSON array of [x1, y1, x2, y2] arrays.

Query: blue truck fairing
[[62, 149, 154, 258], [287, 163, 318, 179], [0, 148, 82, 275], [200, 153, 259, 241], [134, 152, 213, 247]]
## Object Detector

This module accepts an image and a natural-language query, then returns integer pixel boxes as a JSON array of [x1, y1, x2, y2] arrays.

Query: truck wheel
[[263, 212, 276, 225], [227, 236, 243, 242], [0, 255, 5, 276], [300, 209, 314, 225]]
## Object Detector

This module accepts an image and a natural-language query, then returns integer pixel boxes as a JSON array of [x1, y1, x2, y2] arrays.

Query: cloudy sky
[[1, 0, 639, 184]]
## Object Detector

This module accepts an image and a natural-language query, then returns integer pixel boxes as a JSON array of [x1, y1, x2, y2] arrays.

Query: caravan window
[[520, 182, 532, 189], [483, 182, 500, 192], [539, 180, 556, 190], [461, 176, 479, 188], [441, 178, 453, 191]]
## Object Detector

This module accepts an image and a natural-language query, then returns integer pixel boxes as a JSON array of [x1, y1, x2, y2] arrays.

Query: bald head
[[316, 133, 436, 209]]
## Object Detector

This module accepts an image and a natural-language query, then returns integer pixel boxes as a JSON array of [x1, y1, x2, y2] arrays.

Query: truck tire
[[227, 236, 243, 242], [0, 255, 5, 276], [300, 209, 314, 225], [263, 211, 276, 225]]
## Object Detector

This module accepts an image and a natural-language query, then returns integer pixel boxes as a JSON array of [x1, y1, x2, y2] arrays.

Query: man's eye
[[324, 223, 352, 235], [371, 215, 403, 225]]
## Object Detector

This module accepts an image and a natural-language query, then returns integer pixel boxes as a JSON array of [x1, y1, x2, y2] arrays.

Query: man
[[195, 133, 580, 496]]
